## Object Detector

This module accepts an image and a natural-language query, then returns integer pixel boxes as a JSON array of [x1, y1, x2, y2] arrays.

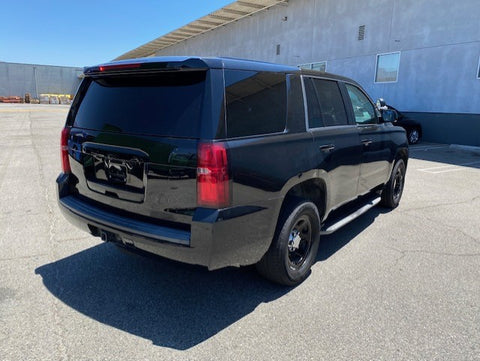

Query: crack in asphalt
[[398, 206, 480, 246], [0, 253, 48, 262], [386, 246, 480, 270], [399, 195, 480, 213], [0, 113, 30, 234], [425, 214, 479, 246], [29, 112, 70, 361]]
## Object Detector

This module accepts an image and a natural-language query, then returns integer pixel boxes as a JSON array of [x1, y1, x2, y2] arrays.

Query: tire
[[407, 128, 420, 144], [256, 201, 320, 286], [381, 159, 406, 208]]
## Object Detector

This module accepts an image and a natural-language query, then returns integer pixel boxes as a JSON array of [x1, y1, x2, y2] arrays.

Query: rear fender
[[276, 169, 329, 225]]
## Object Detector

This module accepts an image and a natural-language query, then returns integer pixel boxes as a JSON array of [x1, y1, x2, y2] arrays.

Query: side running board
[[320, 197, 381, 235]]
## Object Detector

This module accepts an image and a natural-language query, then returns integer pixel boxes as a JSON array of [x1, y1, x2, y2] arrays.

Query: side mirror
[[382, 109, 397, 123], [376, 98, 387, 109]]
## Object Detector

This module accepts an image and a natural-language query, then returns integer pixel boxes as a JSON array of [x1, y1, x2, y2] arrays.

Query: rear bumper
[[57, 174, 279, 270], [60, 195, 190, 246]]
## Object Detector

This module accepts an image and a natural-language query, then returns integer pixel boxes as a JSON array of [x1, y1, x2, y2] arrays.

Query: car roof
[[84, 56, 359, 84], [87, 56, 294, 72]]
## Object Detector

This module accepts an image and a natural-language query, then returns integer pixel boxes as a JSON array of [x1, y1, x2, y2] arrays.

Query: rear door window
[[304, 78, 348, 128], [72, 71, 206, 137], [225, 71, 287, 138]]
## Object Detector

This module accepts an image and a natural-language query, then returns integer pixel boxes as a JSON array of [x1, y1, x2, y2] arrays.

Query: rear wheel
[[381, 159, 406, 208], [256, 201, 320, 286]]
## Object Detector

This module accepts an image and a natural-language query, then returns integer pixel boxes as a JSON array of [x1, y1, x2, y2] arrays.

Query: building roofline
[[115, 0, 288, 61], [0, 61, 83, 70]]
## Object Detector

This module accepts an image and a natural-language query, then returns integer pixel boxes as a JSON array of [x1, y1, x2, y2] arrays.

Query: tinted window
[[304, 78, 323, 128], [287, 74, 306, 133], [225, 71, 286, 138], [345, 84, 377, 124], [73, 71, 206, 137], [305, 78, 348, 127]]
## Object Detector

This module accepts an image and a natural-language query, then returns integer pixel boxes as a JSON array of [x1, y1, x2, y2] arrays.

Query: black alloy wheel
[[392, 164, 405, 204], [256, 201, 320, 286], [408, 128, 420, 144], [287, 215, 313, 270], [381, 159, 406, 209]]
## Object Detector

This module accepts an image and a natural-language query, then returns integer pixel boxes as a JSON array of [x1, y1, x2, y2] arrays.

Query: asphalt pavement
[[0, 104, 479, 360]]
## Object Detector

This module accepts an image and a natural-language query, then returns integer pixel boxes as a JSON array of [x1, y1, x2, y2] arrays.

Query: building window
[[298, 61, 327, 72], [477, 56, 480, 79], [375, 52, 400, 83]]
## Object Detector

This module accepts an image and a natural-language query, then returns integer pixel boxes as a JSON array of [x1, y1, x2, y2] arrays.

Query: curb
[[450, 144, 480, 155]]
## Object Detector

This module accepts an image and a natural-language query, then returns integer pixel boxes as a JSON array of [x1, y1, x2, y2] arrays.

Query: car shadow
[[35, 243, 289, 350], [35, 206, 387, 350], [409, 144, 480, 169], [317, 206, 388, 261]]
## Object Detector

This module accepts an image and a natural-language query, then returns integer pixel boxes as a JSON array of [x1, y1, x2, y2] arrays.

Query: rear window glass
[[72, 71, 206, 137], [225, 70, 286, 138]]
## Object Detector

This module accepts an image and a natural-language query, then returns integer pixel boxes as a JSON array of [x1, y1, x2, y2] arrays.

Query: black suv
[[57, 57, 408, 286]]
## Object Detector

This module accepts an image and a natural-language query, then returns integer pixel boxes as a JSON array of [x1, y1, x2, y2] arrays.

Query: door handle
[[361, 139, 373, 146], [319, 144, 335, 152]]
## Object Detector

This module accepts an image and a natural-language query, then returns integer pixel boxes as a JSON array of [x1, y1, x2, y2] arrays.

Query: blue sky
[[0, 0, 233, 67]]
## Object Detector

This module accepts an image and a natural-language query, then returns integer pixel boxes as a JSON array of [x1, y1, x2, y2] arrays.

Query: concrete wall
[[0, 62, 83, 97], [155, 0, 480, 145]]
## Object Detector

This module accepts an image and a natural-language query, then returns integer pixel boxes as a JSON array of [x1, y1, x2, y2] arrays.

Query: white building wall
[[0, 62, 83, 98], [156, 0, 480, 114]]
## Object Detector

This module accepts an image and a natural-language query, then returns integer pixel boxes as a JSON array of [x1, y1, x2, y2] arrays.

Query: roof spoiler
[[83, 58, 209, 75]]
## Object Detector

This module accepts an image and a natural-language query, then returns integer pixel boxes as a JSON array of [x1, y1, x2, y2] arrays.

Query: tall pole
[[33, 66, 38, 98]]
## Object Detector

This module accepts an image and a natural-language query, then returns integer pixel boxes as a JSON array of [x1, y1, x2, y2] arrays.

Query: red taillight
[[99, 63, 141, 72], [61, 127, 71, 173], [197, 142, 230, 208]]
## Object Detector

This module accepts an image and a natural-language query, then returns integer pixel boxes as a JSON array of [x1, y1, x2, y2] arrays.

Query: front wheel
[[381, 159, 406, 208], [256, 201, 320, 286]]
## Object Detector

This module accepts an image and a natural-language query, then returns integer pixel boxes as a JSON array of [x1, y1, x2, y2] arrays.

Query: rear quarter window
[[71, 71, 206, 138], [225, 70, 287, 138]]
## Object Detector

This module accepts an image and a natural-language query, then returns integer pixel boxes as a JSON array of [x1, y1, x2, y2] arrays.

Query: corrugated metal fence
[[0, 61, 83, 98]]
